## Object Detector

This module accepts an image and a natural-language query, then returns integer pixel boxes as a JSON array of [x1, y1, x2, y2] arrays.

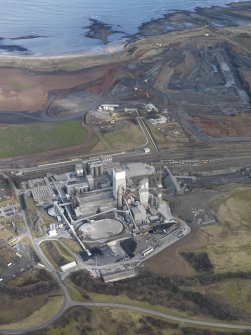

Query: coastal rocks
[[83, 18, 129, 44], [137, 3, 251, 37]]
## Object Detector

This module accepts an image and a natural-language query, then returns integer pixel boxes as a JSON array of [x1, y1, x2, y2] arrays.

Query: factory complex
[[23, 156, 190, 282]]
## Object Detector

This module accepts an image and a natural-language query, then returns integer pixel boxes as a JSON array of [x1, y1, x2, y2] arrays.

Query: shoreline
[[0, 0, 251, 61], [0, 40, 127, 60]]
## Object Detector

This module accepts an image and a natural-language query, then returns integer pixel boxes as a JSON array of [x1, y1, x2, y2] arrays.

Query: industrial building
[[101, 268, 136, 283], [74, 190, 114, 218], [75, 163, 84, 177], [113, 168, 126, 200], [31, 186, 55, 204], [149, 115, 167, 125], [87, 160, 104, 177], [48, 223, 58, 237], [131, 204, 147, 224], [60, 261, 77, 272], [144, 103, 158, 113], [86, 174, 94, 191], [66, 181, 89, 195], [24, 154, 188, 274], [138, 178, 149, 207], [98, 104, 119, 112]]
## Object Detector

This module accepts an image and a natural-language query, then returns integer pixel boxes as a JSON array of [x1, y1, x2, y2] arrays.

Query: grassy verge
[[64, 278, 85, 302], [38, 209, 55, 227], [0, 120, 98, 158], [40, 241, 74, 271], [53, 241, 74, 262], [0, 295, 63, 330], [60, 238, 82, 254]]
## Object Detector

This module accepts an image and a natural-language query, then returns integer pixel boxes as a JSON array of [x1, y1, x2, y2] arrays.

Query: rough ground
[[0, 63, 122, 114], [2, 2, 251, 161]]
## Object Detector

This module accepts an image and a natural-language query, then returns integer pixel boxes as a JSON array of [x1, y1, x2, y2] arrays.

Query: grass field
[[0, 119, 147, 158], [0, 120, 98, 158], [189, 278, 251, 316], [145, 186, 251, 321], [91, 121, 146, 153], [0, 292, 56, 325], [147, 186, 251, 276], [198, 186, 251, 273], [0, 294, 63, 330]]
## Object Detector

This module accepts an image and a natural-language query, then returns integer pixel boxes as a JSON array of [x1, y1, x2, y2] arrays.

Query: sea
[[0, 0, 245, 55]]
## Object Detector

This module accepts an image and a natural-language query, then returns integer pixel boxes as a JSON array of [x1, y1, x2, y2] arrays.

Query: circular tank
[[79, 219, 123, 241]]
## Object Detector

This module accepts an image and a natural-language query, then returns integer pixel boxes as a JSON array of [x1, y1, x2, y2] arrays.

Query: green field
[[0, 294, 63, 330], [0, 120, 98, 158], [198, 186, 251, 273], [91, 121, 146, 153]]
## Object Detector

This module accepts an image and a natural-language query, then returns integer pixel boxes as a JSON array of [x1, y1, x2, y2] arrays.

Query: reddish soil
[[85, 64, 123, 95], [191, 115, 251, 137], [0, 64, 120, 113]]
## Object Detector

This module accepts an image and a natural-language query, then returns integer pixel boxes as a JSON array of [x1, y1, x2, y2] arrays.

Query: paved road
[[136, 116, 159, 152], [1, 299, 251, 334], [78, 302, 251, 331]]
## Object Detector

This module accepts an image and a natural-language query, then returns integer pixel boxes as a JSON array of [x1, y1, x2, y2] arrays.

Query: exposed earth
[[2, 2, 251, 162], [2, 3, 251, 138]]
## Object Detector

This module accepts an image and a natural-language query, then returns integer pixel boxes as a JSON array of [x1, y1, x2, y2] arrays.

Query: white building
[[60, 261, 77, 272], [149, 115, 167, 125], [144, 103, 158, 113], [98, 104, 119, 112], [75, 163, 84, 177], [113, 168, 126, 199], [139, 178, 149, 207], [48, 223, 58, 237]]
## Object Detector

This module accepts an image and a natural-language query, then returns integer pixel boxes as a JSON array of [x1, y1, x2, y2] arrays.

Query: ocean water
[[0, 0, 245, 55]]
